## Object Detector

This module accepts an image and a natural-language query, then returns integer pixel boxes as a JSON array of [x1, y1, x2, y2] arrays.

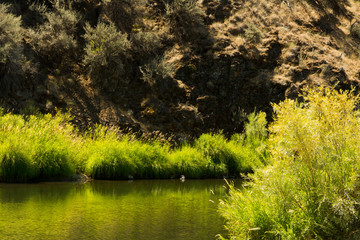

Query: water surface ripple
[[0, 179, 233, 240]]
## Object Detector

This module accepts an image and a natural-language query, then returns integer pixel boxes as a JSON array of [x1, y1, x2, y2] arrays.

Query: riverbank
[[218, 87, 360, 239], [0, 109, 268, 182]]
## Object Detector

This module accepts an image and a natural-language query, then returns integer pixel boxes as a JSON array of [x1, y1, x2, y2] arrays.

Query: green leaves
[[220, 86, 360, 239]]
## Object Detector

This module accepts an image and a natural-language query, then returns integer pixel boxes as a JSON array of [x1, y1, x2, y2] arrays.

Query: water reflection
[[0, 179, 237, 240]]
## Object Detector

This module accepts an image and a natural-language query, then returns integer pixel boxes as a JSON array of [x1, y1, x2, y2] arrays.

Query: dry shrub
[[83, 22, 132, 90], [0, 4, 25, 94], [165, 0, 205, 42], [245, 24, 263, 44], [140, 56, 175, 87], [27, 6, 79, 67], [131, 31, 162, 57]]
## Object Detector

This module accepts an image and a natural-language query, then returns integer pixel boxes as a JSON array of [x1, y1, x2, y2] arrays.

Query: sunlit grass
[[0, 111, 79, 182], [0, 109, 268, 182]]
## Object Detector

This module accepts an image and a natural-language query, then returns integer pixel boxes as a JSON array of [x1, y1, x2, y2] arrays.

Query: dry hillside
[[1, 0, 360, 141]]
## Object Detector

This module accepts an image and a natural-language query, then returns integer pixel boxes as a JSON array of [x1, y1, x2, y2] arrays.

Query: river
[[0, 179, 235, 240]]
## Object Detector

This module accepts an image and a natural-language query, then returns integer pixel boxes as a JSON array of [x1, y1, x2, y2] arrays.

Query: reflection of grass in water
[[89, 179, 232, 197], [0, 180, 230, 240]]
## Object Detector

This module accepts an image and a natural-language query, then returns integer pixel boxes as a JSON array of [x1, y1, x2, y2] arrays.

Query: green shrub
[[27, 6, 79, 66], [195, 132, 228, 165], [83, 22, 132, 90], [219, 86, 360, 239], [0, 4, 25, 94]]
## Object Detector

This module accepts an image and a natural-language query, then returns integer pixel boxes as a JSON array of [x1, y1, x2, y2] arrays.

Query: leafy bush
[[219, 86, 360, 239], [165, 0, 205, 41], [27, 6, 79, 66], [83, 22, 132, 90], [0, 4, 25, 94]]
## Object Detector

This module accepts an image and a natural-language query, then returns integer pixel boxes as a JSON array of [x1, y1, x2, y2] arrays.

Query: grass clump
[[0, 107, 268, 182], [84, 112, 268, 180], [85, 140, 136, 180], [0, 143, 36, 183], [195, 113, 268, 177], [0, 111, 79, 182], [219, 86, 360, 239], [169, 145, 226, 178], [83, 126, 170, 179]]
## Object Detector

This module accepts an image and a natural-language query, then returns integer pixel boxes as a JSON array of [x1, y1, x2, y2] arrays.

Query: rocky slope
[[2, 0, 360, 142]]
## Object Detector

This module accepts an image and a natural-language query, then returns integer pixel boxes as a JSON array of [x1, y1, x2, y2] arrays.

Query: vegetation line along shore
[[0, 108, 268, 182], [219, 86, 360, 240]]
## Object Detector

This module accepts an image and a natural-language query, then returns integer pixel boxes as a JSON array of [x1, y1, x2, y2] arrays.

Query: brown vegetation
[[1, 0, 360, 141]]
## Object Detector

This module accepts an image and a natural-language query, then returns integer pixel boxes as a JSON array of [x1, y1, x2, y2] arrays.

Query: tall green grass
[[219, 86, 360, 239], [83, 126, 171, 179], [195, 112, 268, 176], [0, 108, 268, 182], [0, 111, 79, 182]]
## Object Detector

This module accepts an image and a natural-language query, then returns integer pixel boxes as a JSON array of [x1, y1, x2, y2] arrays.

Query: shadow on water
[[0, 179, 240, 240]]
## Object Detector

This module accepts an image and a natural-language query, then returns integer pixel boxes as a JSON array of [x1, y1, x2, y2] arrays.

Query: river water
[[0, 179, 234, 240]]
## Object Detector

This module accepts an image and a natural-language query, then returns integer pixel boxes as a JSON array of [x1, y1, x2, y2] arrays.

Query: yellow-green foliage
[[219, 86, 360, 239], [0, 109, 268, 182], [195, 118, 267, 176], [169, 145, 226, 178], [0, 111, 79, 182], [83, 126, 171, 179]]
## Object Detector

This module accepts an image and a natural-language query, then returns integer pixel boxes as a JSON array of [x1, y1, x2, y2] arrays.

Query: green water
[[0, 179, 232, 240]]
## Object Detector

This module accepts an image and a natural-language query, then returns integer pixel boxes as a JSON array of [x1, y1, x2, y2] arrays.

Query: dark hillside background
[[1, 0, 360, 141]]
